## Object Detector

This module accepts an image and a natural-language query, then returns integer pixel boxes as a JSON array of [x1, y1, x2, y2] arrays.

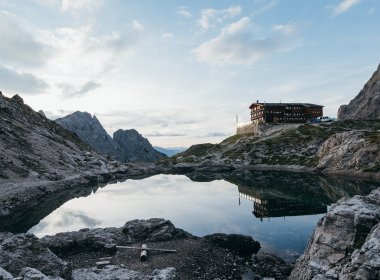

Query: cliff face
[[55, 112, 126, 160], [290, 188, 380, 280], [55, 112, 166, 163], [0, 93, 112, 183], [338, 64, 380, 120], [162, 121, 380, 176], [113, 129, 165, 162]]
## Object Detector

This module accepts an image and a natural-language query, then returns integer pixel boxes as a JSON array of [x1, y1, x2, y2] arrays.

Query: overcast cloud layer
[[0, 0, 379, 147]]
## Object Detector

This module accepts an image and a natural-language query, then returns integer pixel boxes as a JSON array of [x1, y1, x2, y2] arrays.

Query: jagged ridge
[[55, 112, 166, 163], [338, 64, 380, 120]]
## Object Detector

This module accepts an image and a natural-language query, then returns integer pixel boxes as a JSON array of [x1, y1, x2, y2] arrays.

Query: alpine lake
[[12, 171, 380, 260]]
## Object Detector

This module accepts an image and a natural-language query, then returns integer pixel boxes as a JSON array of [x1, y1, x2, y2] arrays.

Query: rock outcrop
[[55, 112, 126, 161], [317, 130, 380, 172], [161, 121, 380, 176], [55, 112, 165, 163], [41, 227, 127, 256], [338, 64, 380, 120], [0, 93, 126, 185], [0, 93, 139, 224], [121, 218, 191, 243], [203, 233, 260, 256], [0, 267, 13, 280], [114, 129, 165, 162], [0, 233, 71, 279], [290, 188, 380, 280], [72, 266, 178, 280], [1, 218, 262, 279]]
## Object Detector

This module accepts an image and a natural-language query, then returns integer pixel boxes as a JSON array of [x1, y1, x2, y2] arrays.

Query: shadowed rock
[[55, 112, 166, 163], [290, 188, 380, 280], [204, 233, 260, 257], [338, 64, 380, 120], [0, 233, 71, 279], [122, 218, 192, 242]]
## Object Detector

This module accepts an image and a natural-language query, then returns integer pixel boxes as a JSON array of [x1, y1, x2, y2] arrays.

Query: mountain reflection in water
[[6, 171, 379, 260]]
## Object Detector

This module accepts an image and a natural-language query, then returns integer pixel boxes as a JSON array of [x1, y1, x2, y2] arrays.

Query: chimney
[[256, 100, 259, 103]]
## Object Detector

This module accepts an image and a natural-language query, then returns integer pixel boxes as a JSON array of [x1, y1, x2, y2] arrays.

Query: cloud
[[272, 23, 297, 36], [145, 132, 187, 137], [332, 0, 362, 16], [40, 20, 144, 92], [162, 32, 174, 39], [177, 6, 192, 18], [61, 0, 103, 12], [198, 6, 242, 31], [200, 132, 230, 138], [0, 12, 51, 67], [194, 17, 298, 65], [254, 0, 278, 15], [0, 65, 48, 94], [224, 6, 242, 18], [58, 80, 101, 97]]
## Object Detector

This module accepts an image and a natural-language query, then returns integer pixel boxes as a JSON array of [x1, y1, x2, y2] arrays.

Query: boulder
[[203, 233, 260, 256], [0, 233, 71, 279], [72, 265, 178, 280], [122, 218, 191, 242], [72, 265, 144, 280], [251, 252, 292, 280], [290, 188, 380, 279], [148, 267, 178, 280], [0, 267, 13, 280], [41, 227, 126, 256], [19, 267, 64, 280]]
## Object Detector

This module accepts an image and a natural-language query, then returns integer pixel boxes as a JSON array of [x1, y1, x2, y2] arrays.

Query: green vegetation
[[161, 120, 380, 171], [220, 133, 254, 145], [177, 143, 215, 157], [364, 131, 380, 144]]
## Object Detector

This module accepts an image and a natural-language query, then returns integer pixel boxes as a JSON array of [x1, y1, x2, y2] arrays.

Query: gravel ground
[[64, 239, 252, 280]]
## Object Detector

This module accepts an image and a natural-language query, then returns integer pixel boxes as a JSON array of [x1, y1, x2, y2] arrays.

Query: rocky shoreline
[[0, 162, 164, 233], [1, 189, 379, 280], [0, 218, 291, 280]]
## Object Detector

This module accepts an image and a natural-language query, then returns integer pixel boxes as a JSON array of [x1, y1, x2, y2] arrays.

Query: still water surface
[[28, 172, 379, 260]]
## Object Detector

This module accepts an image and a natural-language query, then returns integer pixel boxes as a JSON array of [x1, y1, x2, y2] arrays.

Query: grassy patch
[[362, 165, 380, 172], [221, 133, 253, 145], [175, 143, 215, 158], [364, 131, 380, 144]]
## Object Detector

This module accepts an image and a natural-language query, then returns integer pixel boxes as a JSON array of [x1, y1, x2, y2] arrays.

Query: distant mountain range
[[154, 146, 187, 157], [55, 112, 166, 163]]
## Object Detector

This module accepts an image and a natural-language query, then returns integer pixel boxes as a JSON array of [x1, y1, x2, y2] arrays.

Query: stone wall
[[236, 122, 259, 135]]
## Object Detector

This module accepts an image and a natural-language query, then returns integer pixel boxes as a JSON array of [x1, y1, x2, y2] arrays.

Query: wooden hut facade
[[249, 102, 323, 123]]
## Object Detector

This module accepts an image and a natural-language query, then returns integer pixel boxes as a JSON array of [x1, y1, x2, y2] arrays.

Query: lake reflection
[[28, 172, 379, 260]]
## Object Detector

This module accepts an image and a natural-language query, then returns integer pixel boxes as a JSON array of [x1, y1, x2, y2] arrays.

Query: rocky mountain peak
[[11, 94, 24, 104], [0, 92, 113, 183], [56, 113, 165, 163], [113, 129, 165, 162], [55, 111, 124, 161], [365, 63, 380, 88], [338, 64, 380, 120]]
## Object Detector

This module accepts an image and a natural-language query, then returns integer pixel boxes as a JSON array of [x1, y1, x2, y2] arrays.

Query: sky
[[0, 0, 379, 147]]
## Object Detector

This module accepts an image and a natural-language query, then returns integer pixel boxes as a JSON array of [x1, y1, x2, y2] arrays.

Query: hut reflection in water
[[238, 185, 327, 220]]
